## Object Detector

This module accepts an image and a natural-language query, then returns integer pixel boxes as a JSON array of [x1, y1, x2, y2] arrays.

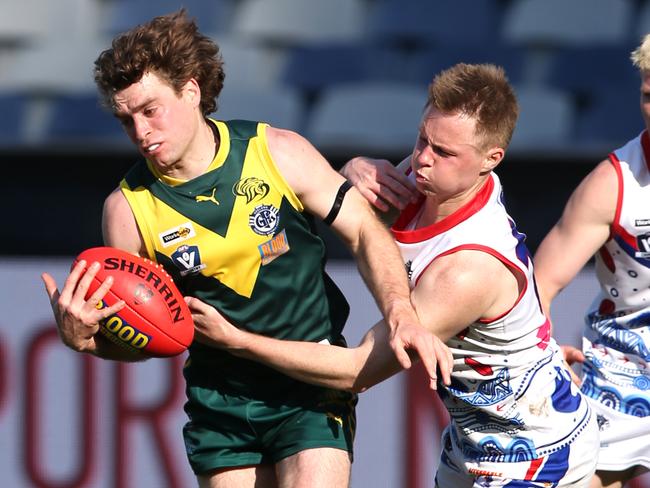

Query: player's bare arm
[[187, 295, 452, 391], [266, 127, 451, 380], [533, 158, 618, 316], [412, 250, 522, 343]]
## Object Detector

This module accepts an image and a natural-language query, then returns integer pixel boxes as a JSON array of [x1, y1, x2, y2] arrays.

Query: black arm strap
[[323, 180, 353, 226]]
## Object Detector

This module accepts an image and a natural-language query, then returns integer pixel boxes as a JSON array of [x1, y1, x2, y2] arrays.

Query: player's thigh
[[198, 465, 277, 488], [275, 447, 351, 488]]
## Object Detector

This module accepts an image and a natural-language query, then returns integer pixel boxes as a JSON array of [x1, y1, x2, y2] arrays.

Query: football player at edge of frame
[[40, 9, 452, 488], [534, 34, 650, 488]]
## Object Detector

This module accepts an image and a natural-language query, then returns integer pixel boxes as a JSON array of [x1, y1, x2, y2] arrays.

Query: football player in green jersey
[[41, 9, 451, 488]]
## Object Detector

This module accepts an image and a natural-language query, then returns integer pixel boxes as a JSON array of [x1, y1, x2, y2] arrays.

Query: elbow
[[347, 375, 378, 394], [349, 383, 371, 394]]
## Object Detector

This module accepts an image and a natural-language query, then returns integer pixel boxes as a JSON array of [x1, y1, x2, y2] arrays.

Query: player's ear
[[182, 78, 201, 107], [482, 146, 504, 172]]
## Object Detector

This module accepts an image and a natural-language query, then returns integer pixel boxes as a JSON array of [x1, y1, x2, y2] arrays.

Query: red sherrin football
[[73, 247, 194, 357]]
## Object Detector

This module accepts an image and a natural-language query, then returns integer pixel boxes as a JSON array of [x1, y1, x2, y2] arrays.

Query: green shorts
[[182, 384, 357, 474]]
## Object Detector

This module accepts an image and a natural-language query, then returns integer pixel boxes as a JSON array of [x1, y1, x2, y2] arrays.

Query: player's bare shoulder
[[102, 187, 145, 253], [567, 157, 618, 225]]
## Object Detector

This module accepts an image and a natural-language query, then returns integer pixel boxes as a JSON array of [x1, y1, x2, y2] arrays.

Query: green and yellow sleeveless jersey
[[121, 119, 350, 395]]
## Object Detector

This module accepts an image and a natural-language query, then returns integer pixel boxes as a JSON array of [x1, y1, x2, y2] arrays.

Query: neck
[[417, 175, 490, 228], [160, 118, 219, 181]]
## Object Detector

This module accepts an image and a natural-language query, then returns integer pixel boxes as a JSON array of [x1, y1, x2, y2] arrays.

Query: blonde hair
[[631, 34, 650, 71]]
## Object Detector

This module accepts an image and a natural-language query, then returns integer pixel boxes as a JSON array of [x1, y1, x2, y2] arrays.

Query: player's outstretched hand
[[42, 260, 124, 353], [560, 344, 584, 386], [185, 296, 244, 350], [341, 157, 418, 212], [390, 321, 453, 390], [561, 344, 585, 365]]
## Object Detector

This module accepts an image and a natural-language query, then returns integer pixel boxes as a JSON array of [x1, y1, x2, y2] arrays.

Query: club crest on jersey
[[233, 177, 270, 203], [249, 204, 280, 236], [258, 229, 290, 265], [172, 245, 207, 276], [159, 222, 196, 248]]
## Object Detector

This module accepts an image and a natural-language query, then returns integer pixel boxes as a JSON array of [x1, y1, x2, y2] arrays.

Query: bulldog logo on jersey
[[233, 177, 270, 203], [249, 204, 280, 236], [172, 245, 207, 276]]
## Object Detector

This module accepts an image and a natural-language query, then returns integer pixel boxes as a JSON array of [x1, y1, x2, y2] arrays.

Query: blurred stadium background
[[2, 0, 650, 487]]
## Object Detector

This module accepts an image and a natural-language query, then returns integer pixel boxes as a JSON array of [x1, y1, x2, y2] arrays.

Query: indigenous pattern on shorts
[[583, 130, 650, 418], [392, 172, 592, 463]]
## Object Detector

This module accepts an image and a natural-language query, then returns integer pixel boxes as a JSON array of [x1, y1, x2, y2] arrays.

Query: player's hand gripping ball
[[73, 247, 194, 357]]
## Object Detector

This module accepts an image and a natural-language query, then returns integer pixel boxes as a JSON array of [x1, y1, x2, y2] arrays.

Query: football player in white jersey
[[186, 63, 600, 487], [533, 35, 650, 488]]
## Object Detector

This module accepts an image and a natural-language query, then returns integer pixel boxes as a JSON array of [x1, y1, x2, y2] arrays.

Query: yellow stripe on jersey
[[122, 179, 283, 298]]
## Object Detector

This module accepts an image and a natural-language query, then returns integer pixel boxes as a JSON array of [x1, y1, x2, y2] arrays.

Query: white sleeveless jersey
[[583, 130, 650, 418], [392, 172, 593, 465]]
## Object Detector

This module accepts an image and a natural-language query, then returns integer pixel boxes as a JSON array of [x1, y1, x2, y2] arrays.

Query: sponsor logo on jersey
[[249, 204, 280, 236], [233, 177, 270, 203], [636, 218, 650, 227], [468, 468, 504, 478], [159, 222, 196, 248], [258, 229, 290, 265], [636, 232, 650, 257], [195, 188, 219, 205], [172, 244, 207, 276]]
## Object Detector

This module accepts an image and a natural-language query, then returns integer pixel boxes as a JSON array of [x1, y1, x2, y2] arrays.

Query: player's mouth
[[144, 142, 162, 154]]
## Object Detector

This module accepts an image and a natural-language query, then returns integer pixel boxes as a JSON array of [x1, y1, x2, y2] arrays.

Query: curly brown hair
[[427, 63, 519, 150], [94, 9, 225, 116]]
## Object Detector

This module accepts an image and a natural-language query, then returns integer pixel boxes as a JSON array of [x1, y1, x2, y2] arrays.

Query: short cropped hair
[[94, 9, 225, 116], [631, 34, 650, 71], [426, 63, 519, 150]]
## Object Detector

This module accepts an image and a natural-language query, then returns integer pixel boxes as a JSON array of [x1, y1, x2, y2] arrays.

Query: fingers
[[57, 260, 86, 306], [411, 336, 453, 390], [342, 157, 418, 211], [73, 261, 101, 304], [86, 275, 125, 319], [358, 187, 391, 212], [561, 345, 585, 365], [41, 272, 60, 303], [390, 338, 413, 370], [367, 173, 416, 211], [185, 296, 210, 311]]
